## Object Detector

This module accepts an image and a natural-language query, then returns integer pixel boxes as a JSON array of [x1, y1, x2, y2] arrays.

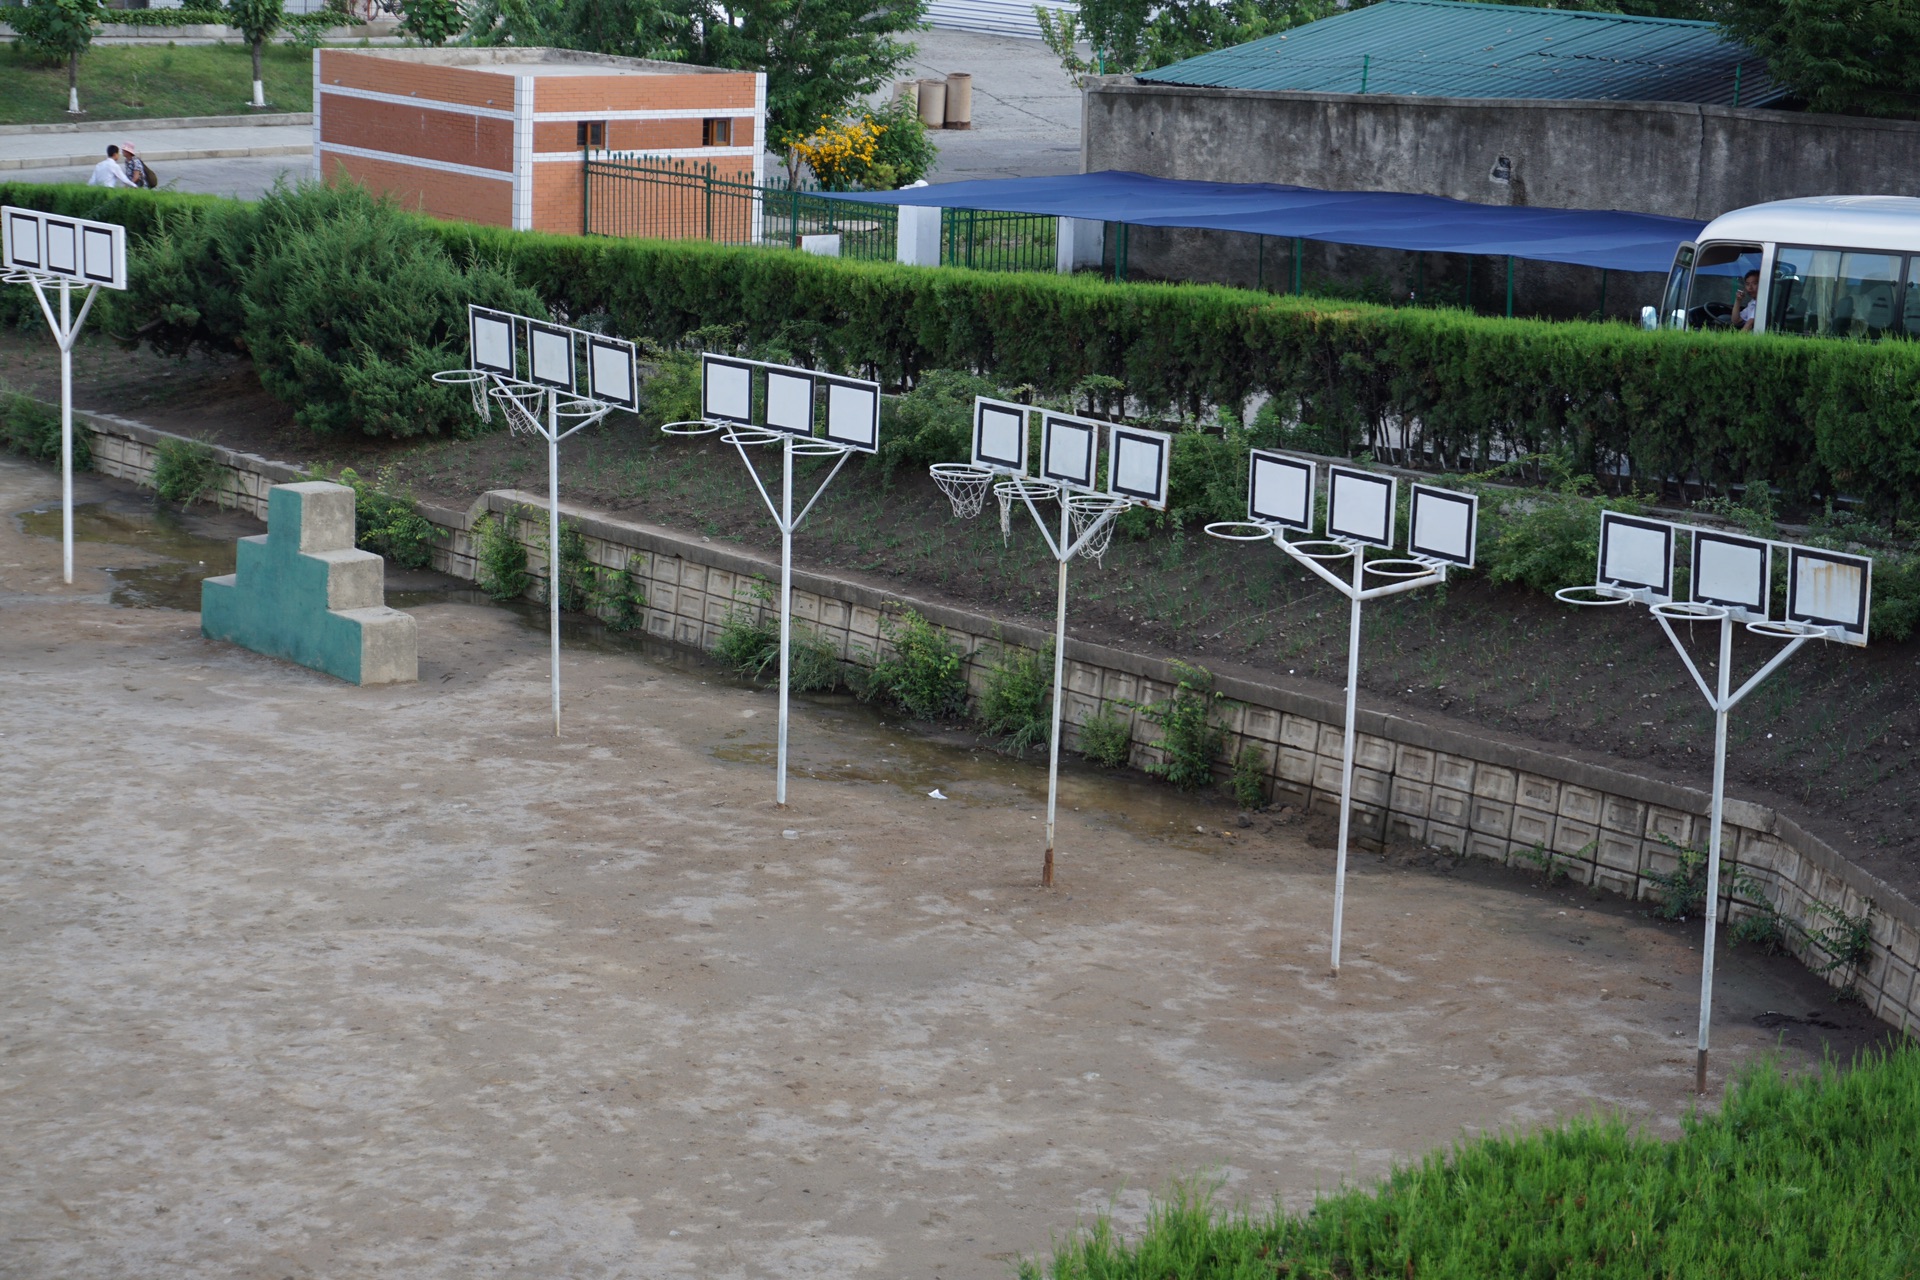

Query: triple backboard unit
[[971, 396, 1173, 510], [1247, 449, 1479, 568], [469, 305, 639, 411], [701, 354, 882, 453], [2, 206, 127, 291], [1591, 511, 1872, 644]]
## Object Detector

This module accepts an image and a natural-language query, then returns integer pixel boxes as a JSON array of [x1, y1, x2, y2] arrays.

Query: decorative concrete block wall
[[72, 413, 1920, 1036], [201, 482, 418, 686]]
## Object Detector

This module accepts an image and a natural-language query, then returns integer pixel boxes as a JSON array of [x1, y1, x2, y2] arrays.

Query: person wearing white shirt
[[87, 146, 139, 189]]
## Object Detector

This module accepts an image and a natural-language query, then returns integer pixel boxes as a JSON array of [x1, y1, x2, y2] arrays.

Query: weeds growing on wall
[[857, 607, 969, 722], [0, 390, 89, 471], [1230, 744, 1267, 808], [588, 557, 648, 632], [1139, 661, 1227, 791], [544, 519, 595, 613], [151, 435, 221, 505], [474, 508, 531, 601], [978, 642, 1054, 756], [1076, 704, 1133, 768], [331, 466, 435, 569], [712, 582, 842, 691]]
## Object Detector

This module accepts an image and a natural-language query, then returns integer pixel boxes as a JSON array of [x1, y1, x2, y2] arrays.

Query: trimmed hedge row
[[5, 181, 1920, 517]]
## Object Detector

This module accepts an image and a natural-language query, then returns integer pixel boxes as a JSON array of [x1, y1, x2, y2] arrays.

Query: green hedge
[[93, 7, 230, 26], [5, 181, 1920, 518]]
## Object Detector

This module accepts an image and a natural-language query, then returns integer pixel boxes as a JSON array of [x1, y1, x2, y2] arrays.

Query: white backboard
[[822, 376, 881, 454], [1107, 425, 1172, 510], [1598, 513, 1673, 600], [528, 322, 575, 392], [702, 356, 754, 424], [1691, 529, 1769, 617], [765, 369, 815, 435], [1248, 450, 1314, 530], [469, 306, 515, 377], [972, 397, 1029, 475], [1408, 485, 1478, 567], [3, 206, 127, 291], [1040, 413, 1101, 492], [1787, 545, 1871, 644], [1326, 467, 1397, 549], [586, 335, 638, 411]]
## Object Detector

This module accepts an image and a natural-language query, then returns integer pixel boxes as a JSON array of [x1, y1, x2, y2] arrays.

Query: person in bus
[[1734, 269, 1761, 331]]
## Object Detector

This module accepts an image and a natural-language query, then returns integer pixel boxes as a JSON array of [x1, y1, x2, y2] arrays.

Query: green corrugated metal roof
[[1136, 0, 1783, 106]]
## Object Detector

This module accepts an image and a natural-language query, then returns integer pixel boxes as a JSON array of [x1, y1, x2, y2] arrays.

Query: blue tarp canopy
[[834, 171, 1701, 274]]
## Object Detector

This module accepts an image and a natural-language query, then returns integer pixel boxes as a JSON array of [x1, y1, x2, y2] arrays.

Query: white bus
[[1645, 195, 1920, 338]]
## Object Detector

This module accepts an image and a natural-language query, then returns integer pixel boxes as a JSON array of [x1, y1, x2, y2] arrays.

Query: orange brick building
[[311, 48, 765, 234]]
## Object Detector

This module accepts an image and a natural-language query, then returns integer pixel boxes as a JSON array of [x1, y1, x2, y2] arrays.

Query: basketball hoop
[[660, 419, 722, 437], [1652, 600, 1730, 625], [1746, 618, 1831, 641], [1554, 584, 1632, 607], [488, 380, 546, 436], [930, 463, 993, 520], [432, 368, 494, 424], [1068, 492, 1132, 564], [1287, 538, 1359, 563], [790, 437, 851, 458], [995, 476, 1058, 544], [1363, 557, 1438, 581], [1203, 521, 1277, 542], [721, 426, 781, 448]]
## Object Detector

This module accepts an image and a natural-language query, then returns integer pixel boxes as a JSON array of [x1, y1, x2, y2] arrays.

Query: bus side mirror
[[1640, 305, 1658, 331]]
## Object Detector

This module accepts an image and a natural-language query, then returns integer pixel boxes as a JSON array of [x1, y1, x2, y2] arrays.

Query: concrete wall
[[1083, 80, 1920, 316], [77, 409, 1920, 1036]]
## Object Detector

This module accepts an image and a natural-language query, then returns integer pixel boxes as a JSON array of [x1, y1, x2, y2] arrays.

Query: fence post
[[581, 151, 590, 236], [705, 163, 714, 242]]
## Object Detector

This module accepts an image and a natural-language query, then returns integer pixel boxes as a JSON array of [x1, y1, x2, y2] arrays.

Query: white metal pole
[[1329, 546, 1365, 975], [1042, 499, 1071, 889], [547, 394, 562, 738], [776, 436, 794, 808], [59, 278, 73, 585], [1695, 615, 1734, 1095]]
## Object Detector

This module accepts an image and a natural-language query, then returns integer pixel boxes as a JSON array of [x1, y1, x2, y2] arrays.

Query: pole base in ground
[[1696, 1049, 1709, 1096], [1041, 843, 1054, 888]]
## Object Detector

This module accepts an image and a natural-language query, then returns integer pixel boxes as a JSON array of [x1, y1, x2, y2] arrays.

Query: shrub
[[858, 606, 969, 721], [1076, 704, 1134, 768], [978, 643, 1053, 756], [866, 98, 937, 189], [1482, 469, 1647, 596], [333, 466, 435, 569], [474, 508, 531, 601], [542, 518, 594, 612], [151, 436, 222, 505], [712, 584, 842, 690], [637, 348, 703, 430], [589, 558, 648, 632], [0, 391, 90, 471], [1230, 743, 1267, 808], [239, 182, 541, 439], [872, 368, 997, 482], [1140, 660, 1227, 791]]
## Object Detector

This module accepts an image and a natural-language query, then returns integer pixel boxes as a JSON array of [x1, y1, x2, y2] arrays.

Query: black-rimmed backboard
[[1598, 512, 1674, 601], [469, 306, 516, 377], [1787, 545, 1871, 644], [822, 376, 881, 454], [585, 335, 638, 411], [1040, 413, 1101, 492], [527, 321, 576, 393], [1326, 466, 1397, 549], [2, 206, 127, 291], [971, 397, 1029, 475], [701, 355, 755, 424], [1107, 425, 1172, 510], [1248, 450, 1314, 530], [1691, 529, 1769, 617], [1408, 484, 1478, 567], [764, 368, 816, 436]]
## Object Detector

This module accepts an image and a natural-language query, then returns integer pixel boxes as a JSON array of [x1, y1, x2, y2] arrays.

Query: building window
[[576, 120, 606, 149], [702, 117, 733, 147]]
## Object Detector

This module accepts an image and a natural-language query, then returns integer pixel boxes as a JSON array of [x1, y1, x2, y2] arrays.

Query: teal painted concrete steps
[[201, 482, 418, 685]]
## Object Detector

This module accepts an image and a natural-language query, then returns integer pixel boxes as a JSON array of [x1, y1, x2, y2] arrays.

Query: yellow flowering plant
[[782, 113, 886, 191]]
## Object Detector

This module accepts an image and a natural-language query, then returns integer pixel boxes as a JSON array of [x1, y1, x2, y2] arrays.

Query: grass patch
[[712, 582, 842, 691], [0, 41, 313, 124], [0, 389, 89, 470], [1022, 1048, 1920, 1279], [855, 607, 969, 722], [151, 435, 221, 505], [1076, 704, 1133, 768], [978, 643, 1053, 756]]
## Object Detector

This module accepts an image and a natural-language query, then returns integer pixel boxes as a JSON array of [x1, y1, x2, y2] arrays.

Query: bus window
[[1770, 247, 1906, 338], [1685, 242, 1762, 329]]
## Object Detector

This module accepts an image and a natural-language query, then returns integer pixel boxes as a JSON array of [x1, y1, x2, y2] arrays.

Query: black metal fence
[[582, 155, 1057, 273]]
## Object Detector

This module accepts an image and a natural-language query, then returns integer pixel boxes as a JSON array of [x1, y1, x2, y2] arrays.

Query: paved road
[[0, 31, 1080, 200]]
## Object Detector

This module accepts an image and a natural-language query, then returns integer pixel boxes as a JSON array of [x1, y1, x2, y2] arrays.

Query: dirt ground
[[3, 333, 1915, 900], [1, 457, 1897, 1278]]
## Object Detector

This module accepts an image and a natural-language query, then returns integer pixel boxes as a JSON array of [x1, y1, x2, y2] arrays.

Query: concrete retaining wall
[[77, 410, 1920, 1035]]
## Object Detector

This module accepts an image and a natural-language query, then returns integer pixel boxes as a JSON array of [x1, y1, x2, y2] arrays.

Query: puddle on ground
[[17, 501, 239, 609]]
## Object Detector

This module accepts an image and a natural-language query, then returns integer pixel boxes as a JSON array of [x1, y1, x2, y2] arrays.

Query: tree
[[226, 0, 285, 109], [399, 0, 468, 45], [1716, 0, 1920, 117], [11, 0, 106, 115]]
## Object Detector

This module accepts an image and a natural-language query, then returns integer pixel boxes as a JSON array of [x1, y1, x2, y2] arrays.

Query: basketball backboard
[[822, 376, 881, 453], [470, 306, 515, 377], [1408, 484, 1478, 567], [971, 397, 1029, 474], [1598, 513, 1674, 601], [765, 368, 815, 435], [1690, 529, 1769, 618], [1107, 425, 1172, 510], [1040, 412, 1101, 492], [528, 322, 575, 393], [585, 335, 638, 411], [702, 356, 754, 424], [1326, 466, 1397, 549], [2, 206, 127, 291], [1247, 450, 1314, 530], [1786, 545, 1871, 645]]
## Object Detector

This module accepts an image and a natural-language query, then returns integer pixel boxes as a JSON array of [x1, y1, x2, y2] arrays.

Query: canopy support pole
[[1116, 223, 1129, 282], [1506, 256, 1515, 318], [1600, 268, 1609, 318], [1293, 237, 1302, 294], [1256, 236, 1265, 292]]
